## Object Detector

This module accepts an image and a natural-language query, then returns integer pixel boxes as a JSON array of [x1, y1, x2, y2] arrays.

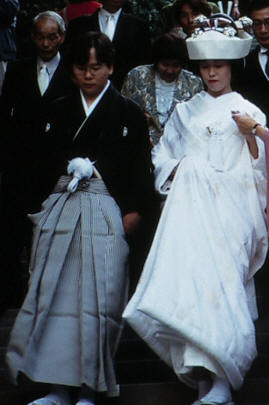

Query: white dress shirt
[[155, 73, 176, 126], [37, 52, 61, 85], [98, 8, 122, 41]]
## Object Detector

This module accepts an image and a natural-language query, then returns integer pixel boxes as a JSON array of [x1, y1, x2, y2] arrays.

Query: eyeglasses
[[73, 64, 103, 75], [253, 19, 269, 29]]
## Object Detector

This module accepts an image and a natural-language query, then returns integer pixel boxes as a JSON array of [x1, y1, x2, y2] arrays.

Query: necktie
[[265, 50, 269, 79], [104, 14, 115, 40], [38, 64, 49, 95]]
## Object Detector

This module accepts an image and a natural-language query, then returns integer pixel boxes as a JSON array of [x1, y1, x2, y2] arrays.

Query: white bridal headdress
[[186, 14, 253, 60]]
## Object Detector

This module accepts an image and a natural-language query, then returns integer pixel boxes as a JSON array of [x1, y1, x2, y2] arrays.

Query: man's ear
[[59, 32, 66, 45], [109, 64, 114, 76], [71, 71, 78, 86]]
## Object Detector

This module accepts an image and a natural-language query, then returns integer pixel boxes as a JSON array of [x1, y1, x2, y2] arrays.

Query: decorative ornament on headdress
[[186, 14, 253, 60], [235, 16, 253, 31]]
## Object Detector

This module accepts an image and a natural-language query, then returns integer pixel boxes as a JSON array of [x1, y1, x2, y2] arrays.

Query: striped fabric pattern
[[6, 177, 129, 396]]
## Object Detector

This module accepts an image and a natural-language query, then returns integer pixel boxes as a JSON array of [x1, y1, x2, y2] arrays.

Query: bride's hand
[[231, 111, 256, 136], [231, 111, 259, 158]]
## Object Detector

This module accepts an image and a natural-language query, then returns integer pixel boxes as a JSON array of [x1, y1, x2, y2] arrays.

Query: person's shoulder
[[245, 46, 259, 63], [179, 69, 203, 92], [105, 85, 147, 136], [176, 89, 204, 109], [120, 11, 148, 28], [127, 64, 153, 77], [235, 91, 264, 110], [109, 84, 139, 108], [181, 68, 201, 81], [115, 87, 145, 118], [5, 57, 35, 81], [238, 92, 267, 124], [123, 94, 144, 112], [7, 57, 35, 70], [67, 12, 97, 28], [243, 47, 260, 78], [46, 91, 78, 117]]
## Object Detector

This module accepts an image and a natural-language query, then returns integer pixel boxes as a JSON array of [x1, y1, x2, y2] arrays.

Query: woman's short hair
[[175, 0, 212, 18], [196, 59, 244, 88], [152, 33, 188, 65], [65, 31, 115, 74]]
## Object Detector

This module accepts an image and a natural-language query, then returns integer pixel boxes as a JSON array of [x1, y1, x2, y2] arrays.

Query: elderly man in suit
[[65, 0, 151, 89], [0, 11, 75, 312], [238, 0, 269, 121]]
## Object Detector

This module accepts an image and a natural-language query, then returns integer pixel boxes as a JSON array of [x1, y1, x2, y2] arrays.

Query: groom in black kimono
[[39, 32, 155, 235], [6, 33, 156, 405], [38, 31, 157, 296]]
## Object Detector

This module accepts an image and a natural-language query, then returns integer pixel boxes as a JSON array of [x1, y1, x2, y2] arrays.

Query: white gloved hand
[[67, 157, 94, 193]]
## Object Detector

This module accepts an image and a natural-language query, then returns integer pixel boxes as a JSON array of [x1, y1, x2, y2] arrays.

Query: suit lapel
[[253, 47, 269, 85], [27, 58, 41, 98], [93, 11, 101, 31], [42, 59, 69, 99], [52, 90, 86, 143], [70, 91, 87, 138], [43, 60, 62, 97], [112, 11, 125, 44]]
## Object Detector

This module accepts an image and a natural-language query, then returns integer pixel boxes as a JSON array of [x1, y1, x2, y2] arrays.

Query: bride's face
[[199, 60, 232, 98]]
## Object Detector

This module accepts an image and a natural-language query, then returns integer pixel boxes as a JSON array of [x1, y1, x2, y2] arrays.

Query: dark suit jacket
[[65, 10, 151, 89], [38, 84, 155, 216], [0, 55, 75, 131], [0, 55, 76, 212], [237, 46, 269, 123]]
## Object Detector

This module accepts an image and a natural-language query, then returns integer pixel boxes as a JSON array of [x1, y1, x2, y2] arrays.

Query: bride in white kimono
[[123, 15, 268, 405]]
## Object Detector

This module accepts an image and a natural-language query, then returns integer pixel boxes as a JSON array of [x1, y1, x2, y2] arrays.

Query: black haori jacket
[[38, 84, 155, 216]]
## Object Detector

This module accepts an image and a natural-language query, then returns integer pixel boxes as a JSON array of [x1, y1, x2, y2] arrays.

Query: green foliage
[[18, 0, 65, 34], [126, 0, 172, 34], [18, 1, 173, 35], [19, 1, 65, 19]]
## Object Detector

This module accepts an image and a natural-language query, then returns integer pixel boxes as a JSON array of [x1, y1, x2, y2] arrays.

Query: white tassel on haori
[[67, 157, 95, 193]]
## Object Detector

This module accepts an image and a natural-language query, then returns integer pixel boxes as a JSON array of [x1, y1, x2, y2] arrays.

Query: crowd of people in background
[[0, 0, 269, 405]]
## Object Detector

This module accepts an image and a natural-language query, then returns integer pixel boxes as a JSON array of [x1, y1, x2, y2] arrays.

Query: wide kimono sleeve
[[249, 104, 268, 225], [152, 106, 185, 194]]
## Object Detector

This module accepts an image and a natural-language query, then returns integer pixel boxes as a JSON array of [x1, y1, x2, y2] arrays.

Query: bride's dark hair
[[193, 59, 244, 90]]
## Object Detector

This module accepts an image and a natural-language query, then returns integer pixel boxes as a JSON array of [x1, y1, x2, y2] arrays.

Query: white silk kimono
[[123, 91, 268, 390]]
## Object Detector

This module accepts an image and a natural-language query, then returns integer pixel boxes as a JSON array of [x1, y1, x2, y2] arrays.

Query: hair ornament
[[223, 26, 237, 37], [235, 16, 253, 30]]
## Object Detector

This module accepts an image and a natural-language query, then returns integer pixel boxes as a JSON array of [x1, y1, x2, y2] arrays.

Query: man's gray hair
[[32, 11, 66, 34]]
